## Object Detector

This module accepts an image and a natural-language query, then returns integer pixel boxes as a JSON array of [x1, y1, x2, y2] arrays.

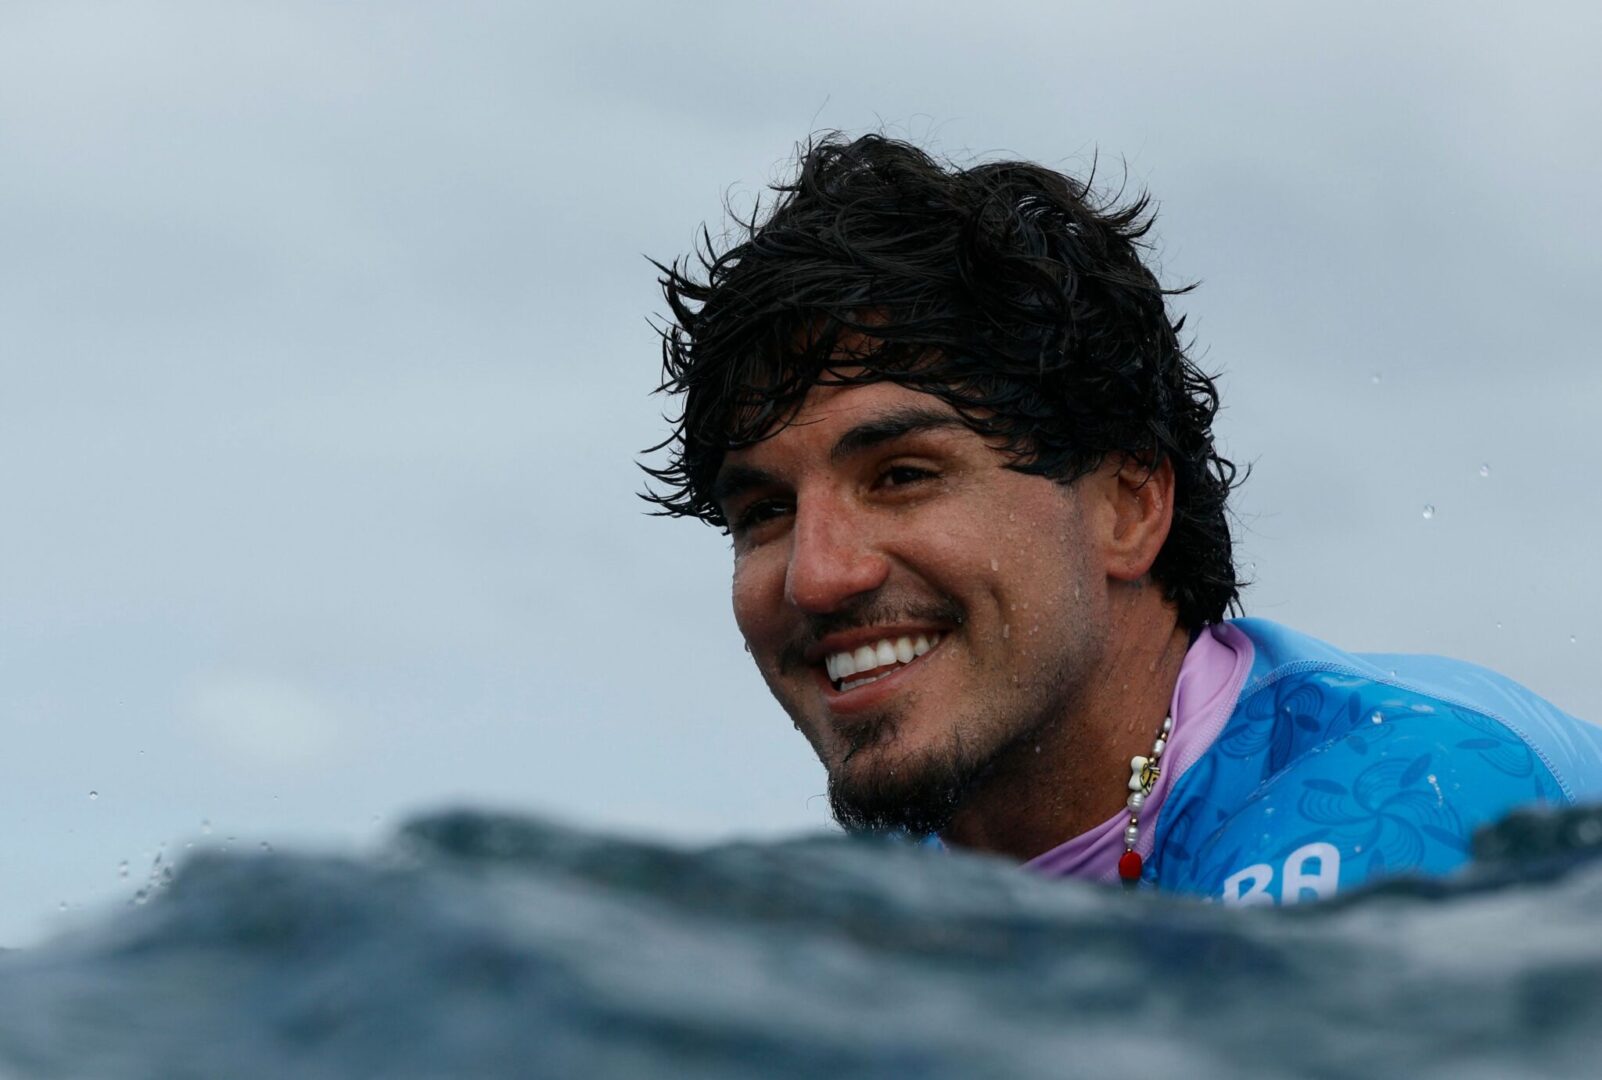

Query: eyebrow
[[827, 405, 969, 464], [709, 463, 776, 508], [710, 405, 968, 509]]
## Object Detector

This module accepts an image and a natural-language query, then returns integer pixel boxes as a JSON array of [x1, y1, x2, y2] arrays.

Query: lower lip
[[817, 641, 944, 713]]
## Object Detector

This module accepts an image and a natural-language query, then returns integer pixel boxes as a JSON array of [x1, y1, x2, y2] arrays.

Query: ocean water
[[1, 805, 1600, 1079]]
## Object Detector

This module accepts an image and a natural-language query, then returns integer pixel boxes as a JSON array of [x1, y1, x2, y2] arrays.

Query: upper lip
[[804, 626, 949, 665]]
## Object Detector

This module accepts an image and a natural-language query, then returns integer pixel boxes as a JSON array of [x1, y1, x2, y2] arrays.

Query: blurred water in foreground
[[1, 804, 1600, 1079]]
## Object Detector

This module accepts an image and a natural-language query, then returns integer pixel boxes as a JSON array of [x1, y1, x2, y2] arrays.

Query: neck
[[939, 596, 1191, 861]]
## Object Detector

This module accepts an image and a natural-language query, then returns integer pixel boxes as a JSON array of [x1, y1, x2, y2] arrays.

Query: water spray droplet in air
[[1370, 371, 1382, 385], [201, 819, 211, 834], [1479, 463, 1491, 478], [260, 841, 273, 853], [117, 860, 128, 878], [1571, 635, 1578, 645], [87, 791, 98, 801], [1421, 505, 1435, 520]]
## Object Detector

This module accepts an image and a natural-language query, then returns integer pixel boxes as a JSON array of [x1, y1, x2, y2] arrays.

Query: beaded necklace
[[1117, 713, 1173, 885]]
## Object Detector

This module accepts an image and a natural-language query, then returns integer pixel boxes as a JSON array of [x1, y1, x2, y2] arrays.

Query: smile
[[824, 633, 942, 692]]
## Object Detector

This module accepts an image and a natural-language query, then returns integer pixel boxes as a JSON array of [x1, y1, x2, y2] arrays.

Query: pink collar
[[1020, 622, 1254, 883]]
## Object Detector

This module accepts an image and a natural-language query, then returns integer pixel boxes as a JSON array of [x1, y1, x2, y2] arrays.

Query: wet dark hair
[[644, 133, 1242, 628]]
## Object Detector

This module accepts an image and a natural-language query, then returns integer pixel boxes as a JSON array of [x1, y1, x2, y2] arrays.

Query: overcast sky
[[3, 2, 1599, 944]]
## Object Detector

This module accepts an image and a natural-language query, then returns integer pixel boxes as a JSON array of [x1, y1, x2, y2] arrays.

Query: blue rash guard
[[1023, 619, 1602, 905]]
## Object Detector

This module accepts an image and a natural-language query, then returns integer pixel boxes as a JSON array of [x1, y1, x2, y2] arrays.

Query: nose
[[784, 494, 890, 614]]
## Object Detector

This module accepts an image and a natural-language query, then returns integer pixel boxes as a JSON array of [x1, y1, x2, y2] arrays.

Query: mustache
[[776, 594, 966, 674]]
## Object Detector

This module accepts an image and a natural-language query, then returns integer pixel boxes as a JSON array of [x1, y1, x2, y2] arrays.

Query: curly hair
[[643, 133, 1243, 628]]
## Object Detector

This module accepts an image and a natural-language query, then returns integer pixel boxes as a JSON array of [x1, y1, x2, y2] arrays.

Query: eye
[[730, 497, 792, 536], [879, 464, 936, 488]]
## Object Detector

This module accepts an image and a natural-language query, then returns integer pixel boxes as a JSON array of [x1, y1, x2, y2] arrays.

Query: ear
[[1089, 455, 1176, 583]]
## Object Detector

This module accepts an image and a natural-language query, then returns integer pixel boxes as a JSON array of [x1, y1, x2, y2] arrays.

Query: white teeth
[[825, 632, 944, 689]]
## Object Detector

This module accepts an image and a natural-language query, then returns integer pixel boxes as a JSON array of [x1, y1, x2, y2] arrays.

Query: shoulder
[[1151, 619, 1602, 904]]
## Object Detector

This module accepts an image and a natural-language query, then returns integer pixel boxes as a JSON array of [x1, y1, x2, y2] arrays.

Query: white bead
[[1152, 737, 1166, 757], [1124, 825, 1140, 847], [1128, 754, 1148, 791], [1161, 715, 1173, 734], [1127, 790, 1146, 810]]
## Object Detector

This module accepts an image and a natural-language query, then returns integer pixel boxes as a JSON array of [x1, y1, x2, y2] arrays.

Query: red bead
[[1118, 850, 1144, 881]]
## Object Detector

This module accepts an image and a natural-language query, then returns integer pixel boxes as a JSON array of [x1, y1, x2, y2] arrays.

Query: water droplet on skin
[[87, 791, 98, 801], [989, 558, 1000, 571], [1002, 624, 1010, 639], [1421, 505, 1435, 520], [1479, 463, 1491, 478]]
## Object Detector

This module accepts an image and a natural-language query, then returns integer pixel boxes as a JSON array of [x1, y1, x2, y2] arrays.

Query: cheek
[[730, 549, 783, 643]]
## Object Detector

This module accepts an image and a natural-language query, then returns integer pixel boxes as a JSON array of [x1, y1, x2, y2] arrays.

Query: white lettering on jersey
[[1280, 842, 1341, 904], [1220, 842, 1342, 906], [1221, 862, 1276, 907]]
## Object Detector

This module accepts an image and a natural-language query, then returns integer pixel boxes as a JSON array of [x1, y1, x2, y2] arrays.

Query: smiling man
[[645, 134, 1602, 903]]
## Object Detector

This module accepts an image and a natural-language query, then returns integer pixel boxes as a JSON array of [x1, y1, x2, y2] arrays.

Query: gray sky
[[3, 1, 1599, 944]]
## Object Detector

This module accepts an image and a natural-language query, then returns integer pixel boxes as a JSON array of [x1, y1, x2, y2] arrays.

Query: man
[[644, 133, 1602, 904]]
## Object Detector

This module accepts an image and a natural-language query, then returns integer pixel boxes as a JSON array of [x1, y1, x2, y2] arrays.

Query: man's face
[[715, 377, 1111, 834]]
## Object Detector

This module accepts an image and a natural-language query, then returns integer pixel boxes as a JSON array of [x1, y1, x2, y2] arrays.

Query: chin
[[826, 737, 973, 837]]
